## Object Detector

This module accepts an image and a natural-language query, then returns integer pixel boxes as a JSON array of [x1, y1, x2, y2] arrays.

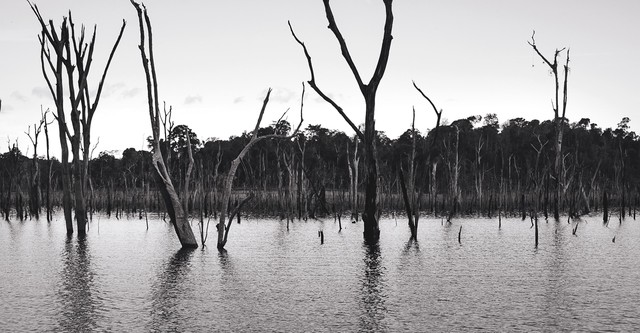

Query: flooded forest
[[2, 1, 640, 331], [2, 108, 639, 235], [0, 1, 638, 249], [0, 1, 640, 248]]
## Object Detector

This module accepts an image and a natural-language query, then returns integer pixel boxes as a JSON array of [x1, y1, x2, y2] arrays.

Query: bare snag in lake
[[289, 0, 394, 245], [130, 1, 197, 248], [29, 2, 126, 235], [25, 114, 46, 220], [405, 81, 444, 239], [216, 86, 304, 250], [528, 31, 570, 222]]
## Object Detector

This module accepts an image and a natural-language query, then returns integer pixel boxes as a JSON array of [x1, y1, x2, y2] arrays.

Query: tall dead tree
[[216, 87, 304, 249], [30, 2, 125, 235], [412, 81, 442, 224], [528, 31, 570, 221], [25, 114, 46, 219], [289, 0, 394, 244], [43, 109, 53, 222], [131, 1, 197, 248], [347, 137, 360, 220], [398, 108, 419, 240]]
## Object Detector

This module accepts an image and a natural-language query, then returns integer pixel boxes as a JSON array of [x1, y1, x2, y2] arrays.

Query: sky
[[1, 0, 639, 158]]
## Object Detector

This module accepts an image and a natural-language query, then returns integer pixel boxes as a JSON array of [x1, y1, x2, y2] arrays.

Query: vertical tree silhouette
[[131, 1, 197, 248], [528, 31, 570, 221], [289, 0, 394, 244], [29, 2, 125, 235], [25, 113, 46, 219]]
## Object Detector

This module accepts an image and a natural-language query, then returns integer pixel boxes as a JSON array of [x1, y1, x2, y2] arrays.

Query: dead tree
[[528, 31, 570, 221], [442, 124, 461, 218], [183, 129, 195, 215], [131, 1, 197, 248], [347, 137, 360, 220], [25, 114, 46, 219], [43, 109, 53, 222], [289, 0, 394, 244], [216, 86, 304, 249], [398, 108, 419, 240], [413, 81, 443, 215], [30, 2, 125, 235], [530, 133, 549, 216]]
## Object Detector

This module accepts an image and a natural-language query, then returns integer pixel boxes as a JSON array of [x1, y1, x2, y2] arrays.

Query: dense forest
[[3, 1, 638, 249], [2, 114, 638, 225]]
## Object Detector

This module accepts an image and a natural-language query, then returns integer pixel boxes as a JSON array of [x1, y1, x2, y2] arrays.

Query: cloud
[[184, 95, 203, 104], [233, 96, 244, 104], [122, 88, 140, 99], [260, 88, 296, 104], [1, 103, 14, 111], [101, 82, 126, 98], [32, 86, 50, 99], [10, 91, 27, 102]]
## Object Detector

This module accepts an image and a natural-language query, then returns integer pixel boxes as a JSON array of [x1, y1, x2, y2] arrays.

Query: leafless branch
[[288, 21, 364, 141], [322, 0, 365, 91]]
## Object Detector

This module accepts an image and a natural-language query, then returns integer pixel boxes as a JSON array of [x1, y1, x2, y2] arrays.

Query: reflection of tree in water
[[359, 243, 388, 332], [148, 248, 194, 332], [403, 238, 420, 255], [542, 225, 577, 327], [217, 248, 232, 273], [57, 236, 100, 332]]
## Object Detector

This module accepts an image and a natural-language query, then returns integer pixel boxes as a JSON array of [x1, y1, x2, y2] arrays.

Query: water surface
[[1, 213, 639, 332]]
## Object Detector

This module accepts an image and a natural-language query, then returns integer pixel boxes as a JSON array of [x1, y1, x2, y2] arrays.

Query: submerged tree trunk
[[132, 1, 197, 248], [289, 0, 394, 244], [26, 118, 45, 220], [528, 31, 570, 221], [44, 111, 53, 222], [216, 87, 304, 249], [399, 167, 416, 240], [362, 98, 380, 243], [30, 3, 125, 234]]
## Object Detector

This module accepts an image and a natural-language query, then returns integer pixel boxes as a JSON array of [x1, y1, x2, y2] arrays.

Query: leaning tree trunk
[[217, 87, 304, 249], [132, 0, 197, 248]]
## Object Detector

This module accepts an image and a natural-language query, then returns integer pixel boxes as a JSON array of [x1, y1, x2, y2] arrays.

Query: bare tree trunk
[[529, 31, 570, 221], [26, 117, 45, 220], [132, 1, 196, 248], [347, 138, 360, 220], [216, 87, 304, 249], [183, 130, 194, 215], [289, 0, 394, 244], [399, 167, 416, 240], [44, 111, 53, 222], [413, 81, 443, 218], [30, 2, 125, 235], [452, 125, 461, 215], [475, 135, 485, 213]]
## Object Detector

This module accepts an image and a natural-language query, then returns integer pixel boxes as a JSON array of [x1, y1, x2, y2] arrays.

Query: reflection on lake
[[1, 214, 640, 331], [57, 237, 99, 332]]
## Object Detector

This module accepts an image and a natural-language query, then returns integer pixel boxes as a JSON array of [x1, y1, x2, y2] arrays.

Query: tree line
[[2, 114, 638, 225]]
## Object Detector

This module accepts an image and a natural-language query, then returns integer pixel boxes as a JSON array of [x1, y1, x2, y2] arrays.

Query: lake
[[1, 213, 639, 332]]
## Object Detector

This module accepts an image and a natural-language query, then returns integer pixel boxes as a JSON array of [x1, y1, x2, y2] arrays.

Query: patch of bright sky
[[1, 0, 638, 157]]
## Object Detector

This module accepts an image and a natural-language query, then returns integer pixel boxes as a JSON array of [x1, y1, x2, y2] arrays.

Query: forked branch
[[288, 21, 364, 141]]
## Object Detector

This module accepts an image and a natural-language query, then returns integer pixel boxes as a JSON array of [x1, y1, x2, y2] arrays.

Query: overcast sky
[[1, 0, 639, 157]]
